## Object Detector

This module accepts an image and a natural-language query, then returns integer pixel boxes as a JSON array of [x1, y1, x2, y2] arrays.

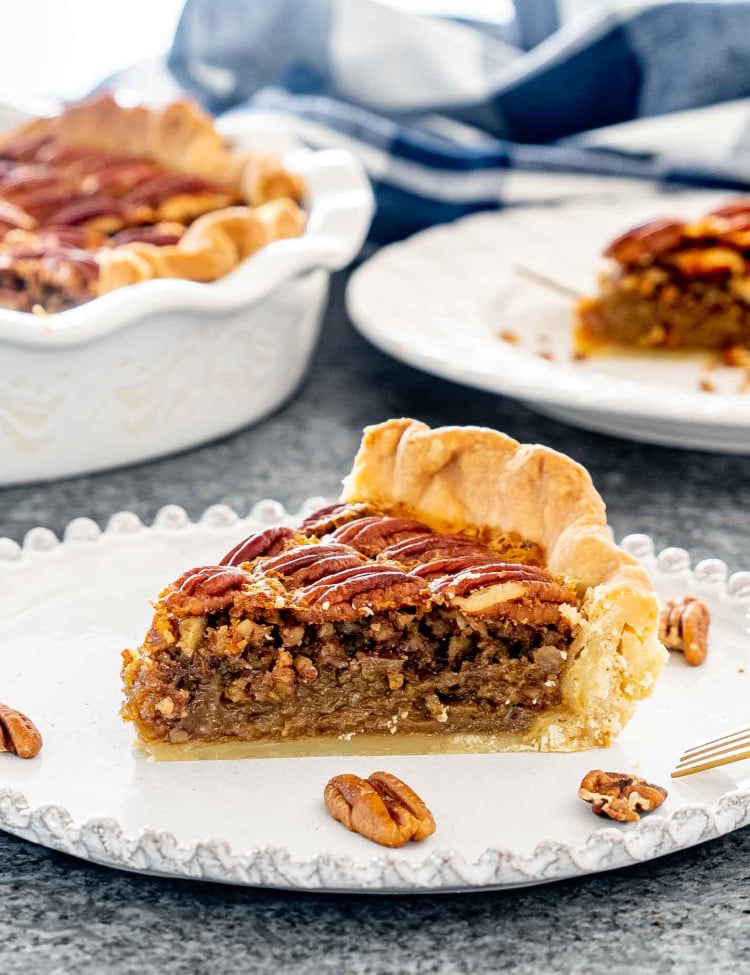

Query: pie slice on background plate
[[575, 200, 750, 353], [121, 419, 666, 759]]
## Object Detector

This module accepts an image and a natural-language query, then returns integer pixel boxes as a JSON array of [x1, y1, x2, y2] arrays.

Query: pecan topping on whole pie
[[324, 771, 436, 847], [105, 224, 185, 248], [0, 95, 306, 313], [0, 703, 43, 759], [578, 769, 667, 822]]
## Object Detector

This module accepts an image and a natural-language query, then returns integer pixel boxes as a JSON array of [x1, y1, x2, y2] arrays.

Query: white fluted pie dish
[[0, 499, 749, 893], [0, 105, 374, 485]]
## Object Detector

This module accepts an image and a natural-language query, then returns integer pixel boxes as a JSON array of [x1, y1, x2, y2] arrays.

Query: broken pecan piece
[[578, 769, 667, 823], [0, 703, 42, 759], [659, 596, 710, 666], [324, 771, 436, 847]]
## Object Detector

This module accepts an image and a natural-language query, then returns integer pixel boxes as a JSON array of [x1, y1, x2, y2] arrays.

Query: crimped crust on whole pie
[[575, 201, 750, 352], [121, 420, 665, 759], [0, 95, 306, 312]]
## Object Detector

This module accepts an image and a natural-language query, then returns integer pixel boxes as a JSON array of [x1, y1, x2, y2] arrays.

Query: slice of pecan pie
[[575, 201, 750, 352], [121, 420, 666, 759], [0, 95, 306, 312]]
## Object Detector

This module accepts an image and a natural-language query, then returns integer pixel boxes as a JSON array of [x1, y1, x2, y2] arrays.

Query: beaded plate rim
[[0, 498, 749, 893]]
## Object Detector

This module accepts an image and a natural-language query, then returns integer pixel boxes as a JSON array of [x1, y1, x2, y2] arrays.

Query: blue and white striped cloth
[[134, 0, 750, 242]]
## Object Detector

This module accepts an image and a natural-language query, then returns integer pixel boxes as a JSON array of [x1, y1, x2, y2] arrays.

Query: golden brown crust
[[97, 198, 306, 293], [341, 419, 666, 750]]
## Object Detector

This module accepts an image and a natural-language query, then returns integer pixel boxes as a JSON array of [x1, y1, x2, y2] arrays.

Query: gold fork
[[672, 726, 750, 778]]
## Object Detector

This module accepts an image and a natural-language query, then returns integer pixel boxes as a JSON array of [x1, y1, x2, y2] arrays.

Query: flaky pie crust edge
[[342, 418, 667, 751]]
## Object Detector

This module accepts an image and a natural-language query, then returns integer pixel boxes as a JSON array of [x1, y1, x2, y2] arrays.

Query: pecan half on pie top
[[0, 95, 306, 313], [575, 201, 750, 352], [121, 420, 666, 760]]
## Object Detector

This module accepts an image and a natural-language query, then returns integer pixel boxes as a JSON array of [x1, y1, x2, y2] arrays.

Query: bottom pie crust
[[139, 724, 587, 762]]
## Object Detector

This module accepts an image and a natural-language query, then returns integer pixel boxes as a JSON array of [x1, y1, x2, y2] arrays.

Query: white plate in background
[[347, 192, 750, 452]]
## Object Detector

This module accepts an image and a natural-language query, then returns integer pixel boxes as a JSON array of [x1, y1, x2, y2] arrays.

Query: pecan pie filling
[[121, 504, 581, 752]]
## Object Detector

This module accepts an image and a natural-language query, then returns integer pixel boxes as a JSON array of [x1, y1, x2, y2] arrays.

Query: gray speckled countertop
[[1, 272, 749, 974]]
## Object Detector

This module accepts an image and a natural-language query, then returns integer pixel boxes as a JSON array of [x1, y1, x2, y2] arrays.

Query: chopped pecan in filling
[[122, 505, 580, 748]]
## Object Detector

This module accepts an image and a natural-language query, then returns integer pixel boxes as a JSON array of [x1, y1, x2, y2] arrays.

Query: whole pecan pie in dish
[[121, 419, 666, 759], [0, 95, 305, 313], [575, 201, 750, 352]]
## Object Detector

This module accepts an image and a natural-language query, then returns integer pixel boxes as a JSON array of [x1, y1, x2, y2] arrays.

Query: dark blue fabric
[[169, 1, 750, 134], [370, 184, 500, 244], [158, 0, 750, 242], [488, 24, 643, 143]]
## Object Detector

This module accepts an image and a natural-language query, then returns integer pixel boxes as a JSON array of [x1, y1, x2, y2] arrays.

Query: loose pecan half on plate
[[324, 771, 436, 847]]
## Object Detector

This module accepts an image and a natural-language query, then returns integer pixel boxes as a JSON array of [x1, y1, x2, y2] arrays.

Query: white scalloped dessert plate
[[347, 191, 750, 453], [1, 500, 749, 893]]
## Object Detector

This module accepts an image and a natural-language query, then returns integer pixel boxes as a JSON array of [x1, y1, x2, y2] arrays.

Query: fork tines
[[672, 725, 750, 778]]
